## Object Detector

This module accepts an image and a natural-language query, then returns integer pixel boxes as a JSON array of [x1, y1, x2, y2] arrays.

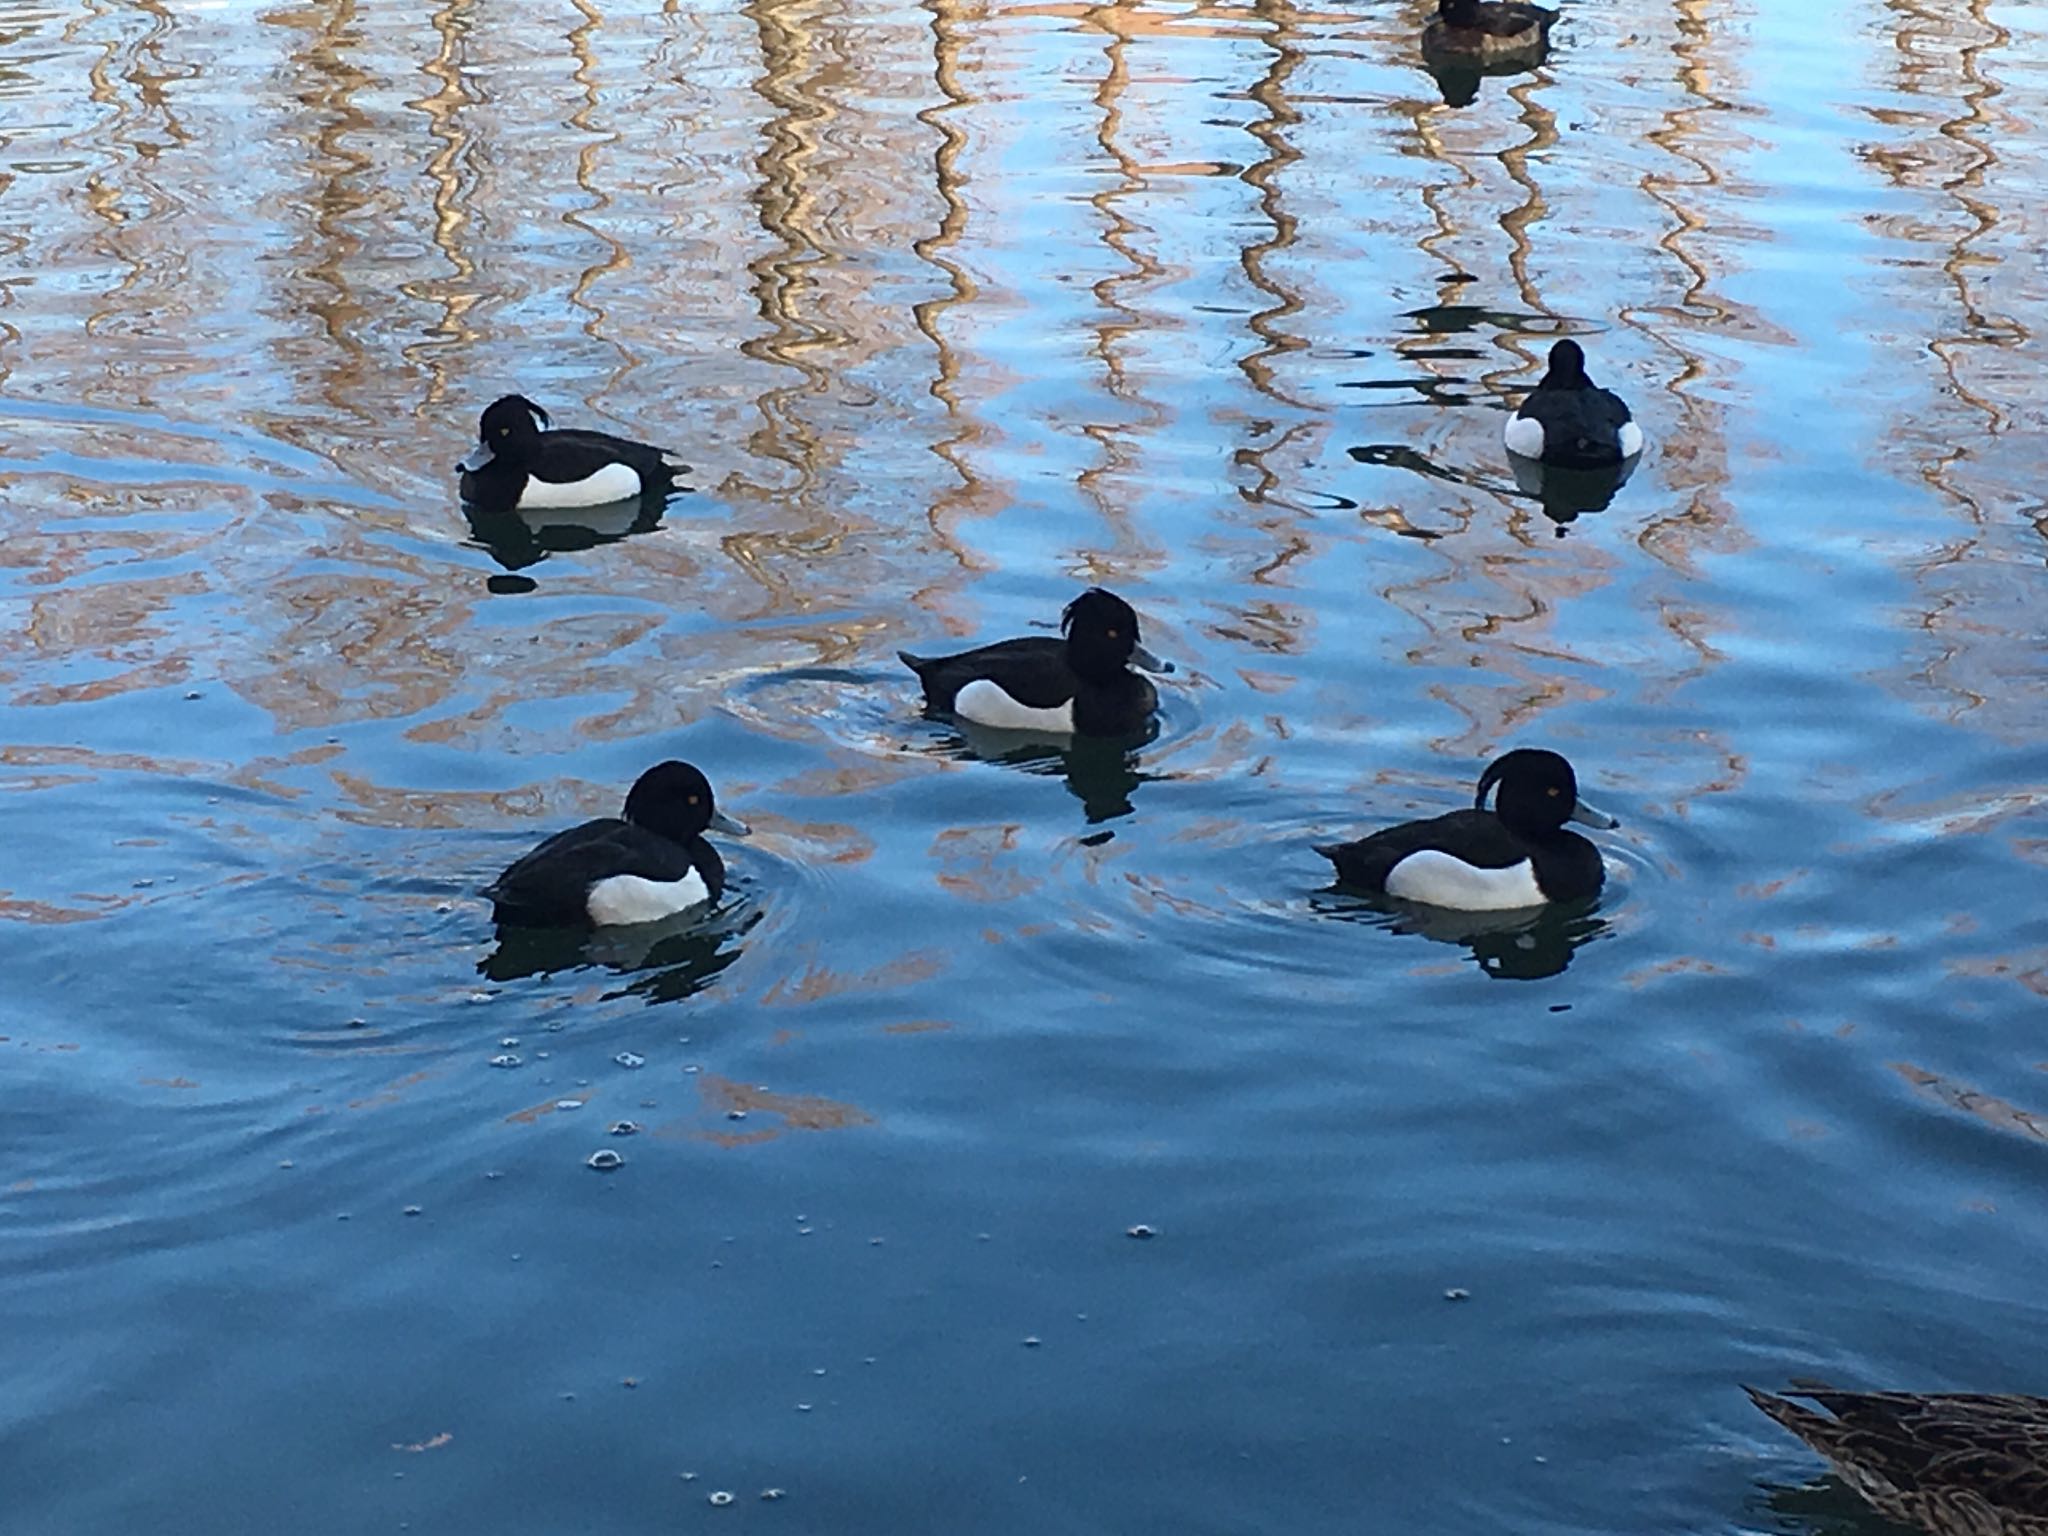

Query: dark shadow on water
[[1758, 1473, 1922, 1536], [1348, 443, 1462, 483], [480, 899, 760, 1004], [1508, 450, 1641, 535], [1402, 299, 1549, 337], [461, 492, 671, 573], [929, 717, 1163, 826], [1347, 442, 1640, 535], [1313, 889, 1608, 980]]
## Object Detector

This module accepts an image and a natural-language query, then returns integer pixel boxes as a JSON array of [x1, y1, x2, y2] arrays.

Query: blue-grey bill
[[1131, 643, 1174, 675], [1569, 797, 1619, 831], [708, 810, 751, 837], [458, 442, 495, 472]]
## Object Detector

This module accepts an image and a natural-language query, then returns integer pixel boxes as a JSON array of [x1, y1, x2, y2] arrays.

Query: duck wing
[[1315, 808, 1526, 891], [1486, 3, 1556, 37], [484, 818, 700, 924], [898, 637, 1076, 711], [537, 428, 687, 483], [1518, 386, 1634, 466]]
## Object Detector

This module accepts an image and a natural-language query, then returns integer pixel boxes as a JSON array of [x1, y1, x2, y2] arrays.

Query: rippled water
[[4, 0, 2047, 1530]]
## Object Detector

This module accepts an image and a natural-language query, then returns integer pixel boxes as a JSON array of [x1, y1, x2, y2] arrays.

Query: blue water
[[3, 0, 2047, 1530]]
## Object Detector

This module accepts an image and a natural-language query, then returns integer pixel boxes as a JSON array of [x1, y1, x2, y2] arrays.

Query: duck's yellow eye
[[688, 794, 700, 804], [498, 426, 510, 435], [1106, 627, 1119, 638], [1547, 786, 1560, 796]]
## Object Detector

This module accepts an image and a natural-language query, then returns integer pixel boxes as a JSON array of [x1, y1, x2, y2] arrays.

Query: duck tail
[[660, 449, 689, 471], [1744, 1386, 1842, 1455], [897, 650, 931, 672], [1311, 843, 1343, 861]]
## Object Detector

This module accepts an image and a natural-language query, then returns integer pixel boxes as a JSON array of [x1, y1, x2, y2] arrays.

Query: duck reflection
[[1420, 55, 1538, 110], [943, 718, 1160, 826], [1420, 0, 1558, 108], [479, 901, 759, 1002], [460, 493, 669, 573], [1316, 890, 1606, 980], [1508, 450, 1641, 535]]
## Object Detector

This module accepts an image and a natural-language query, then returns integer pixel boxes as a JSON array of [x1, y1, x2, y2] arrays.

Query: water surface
[[4, 0, 2048, 1531]]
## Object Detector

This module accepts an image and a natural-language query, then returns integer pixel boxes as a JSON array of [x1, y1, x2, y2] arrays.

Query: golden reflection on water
[[1862, 0, 2040, 737], [0, 0, 2041, 833]]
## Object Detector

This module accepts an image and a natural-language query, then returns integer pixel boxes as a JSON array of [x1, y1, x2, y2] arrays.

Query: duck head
[[460, 395, 552, 473], [1539, 339, 1593, 390], [622, 760, 750, 844], [1475, 748, 1618, 835], [1062, 588, 1171, 681]]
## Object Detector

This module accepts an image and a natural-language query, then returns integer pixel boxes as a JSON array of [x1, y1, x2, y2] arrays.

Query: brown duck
[[1748, 1384, 2048, 1536]]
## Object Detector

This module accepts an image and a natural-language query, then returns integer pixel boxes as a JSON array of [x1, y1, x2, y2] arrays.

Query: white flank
[[954, 678, 1076, 733], [1503, 414, 1547, 459], [1384, 850, 1546, 911], [1617, 421, 1645, 459], [585, 869, 710, 927], [517, 461, 642, 510]]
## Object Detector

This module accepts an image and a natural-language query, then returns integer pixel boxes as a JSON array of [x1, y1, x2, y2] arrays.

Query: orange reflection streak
[[1861, 0, 2032, 733], [399, 0, 480, 406], [267, 0, 375, 421], [1234, 0, 1309, 409], [909, 0, 1002, 584], [563, 0, 636, 404], [1073, 0, 1169, 578], [733, 0, 836, 507], [1621, 0, 1750, 678]]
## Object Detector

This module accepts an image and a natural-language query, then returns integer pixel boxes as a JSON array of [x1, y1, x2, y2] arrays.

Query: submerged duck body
[[1422, 0, 1558, 62], [484, 761, 748, 929], [1316, 748, 1617, 910], [458, 395, 687, 512], [1504, 339, 1644, 468], [899, 588, 1169, 739], [1747, 1385, 2048, 1536]]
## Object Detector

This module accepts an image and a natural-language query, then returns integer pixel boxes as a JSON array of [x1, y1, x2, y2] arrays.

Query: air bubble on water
[[609, 1121, 641, 1137], [615, 1052, 645, 1070], [469, 992, 493, 1005], [727, 1109, 747, 1121], [587, 1149, 624, 1172], [708, 1491, 734, 1507], [499, 1037, 520, 1048], [490, 1054, 521, 1069]]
